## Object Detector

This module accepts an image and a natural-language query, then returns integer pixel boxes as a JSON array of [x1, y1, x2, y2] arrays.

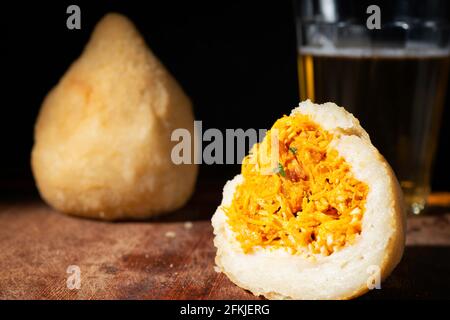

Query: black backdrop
[[1, 0, 449, 192]]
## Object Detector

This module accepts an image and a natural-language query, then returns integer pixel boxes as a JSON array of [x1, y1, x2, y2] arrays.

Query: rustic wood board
[[0, 182, 449, 299]]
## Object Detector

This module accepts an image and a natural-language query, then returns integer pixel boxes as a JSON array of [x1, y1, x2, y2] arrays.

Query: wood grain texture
[[0, 183, 449, 300]]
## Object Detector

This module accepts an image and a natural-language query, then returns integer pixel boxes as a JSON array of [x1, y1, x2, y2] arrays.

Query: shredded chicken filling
[[224, 114, 368, 256]]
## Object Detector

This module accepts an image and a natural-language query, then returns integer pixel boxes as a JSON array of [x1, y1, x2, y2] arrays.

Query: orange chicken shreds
[[223, 114, 369, 256]]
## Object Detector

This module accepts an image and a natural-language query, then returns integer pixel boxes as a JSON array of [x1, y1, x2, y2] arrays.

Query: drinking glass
[[294, 0, 450, 214]]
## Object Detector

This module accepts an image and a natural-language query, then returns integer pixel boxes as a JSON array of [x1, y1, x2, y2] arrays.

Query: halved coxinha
[[212, 100, 405, 299]]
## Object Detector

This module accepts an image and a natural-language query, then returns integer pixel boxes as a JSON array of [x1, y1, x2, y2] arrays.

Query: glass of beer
[[294, 0, 450, 214]]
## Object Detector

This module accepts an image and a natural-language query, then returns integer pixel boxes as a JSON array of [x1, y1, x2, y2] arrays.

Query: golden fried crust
[[31, 13, 197, 220], [212, 100, 406, 300]]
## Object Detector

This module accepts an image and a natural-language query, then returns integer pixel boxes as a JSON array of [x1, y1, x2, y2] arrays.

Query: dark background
[[1, 0, 449, 193]]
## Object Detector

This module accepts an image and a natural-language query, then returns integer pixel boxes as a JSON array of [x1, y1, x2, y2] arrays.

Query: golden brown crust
[[31, 13, 197, 220]]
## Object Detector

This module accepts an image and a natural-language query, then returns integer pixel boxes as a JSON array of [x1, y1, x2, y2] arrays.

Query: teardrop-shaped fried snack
[[32, 13, 197, 220], [212, 100, 405, 299]]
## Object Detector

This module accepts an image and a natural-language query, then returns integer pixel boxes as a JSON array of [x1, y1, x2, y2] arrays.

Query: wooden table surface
[[1, 180, 449, 300]]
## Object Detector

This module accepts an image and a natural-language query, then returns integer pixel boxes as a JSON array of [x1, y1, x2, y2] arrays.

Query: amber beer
[[298, 48, 450, 213]]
